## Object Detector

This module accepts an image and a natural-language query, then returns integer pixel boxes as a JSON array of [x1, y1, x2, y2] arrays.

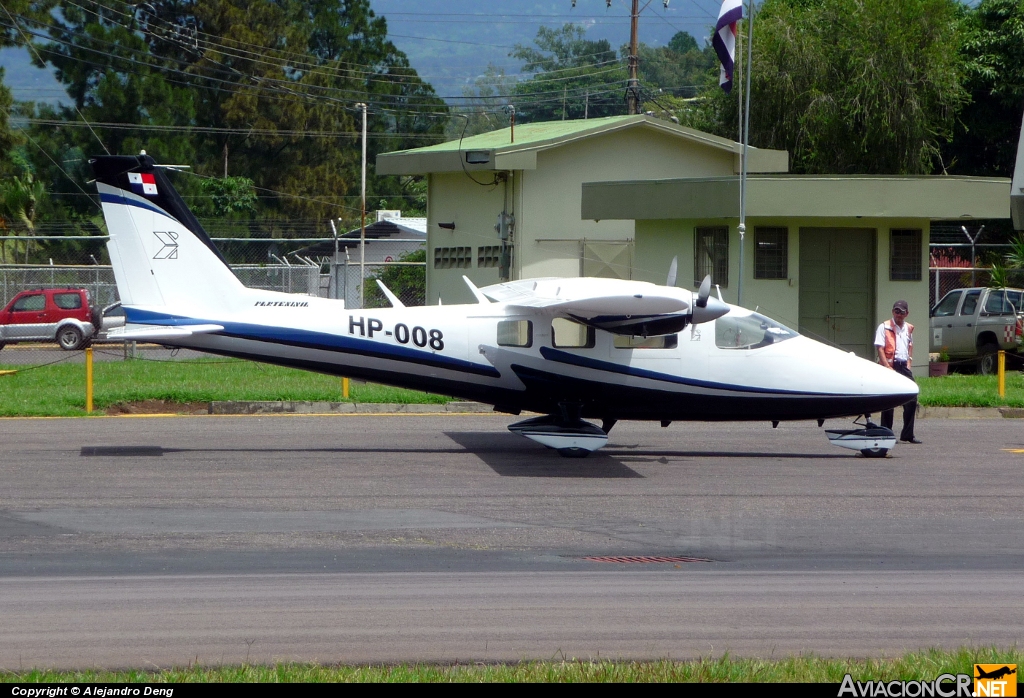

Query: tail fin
[[91, 155, 243, 309]]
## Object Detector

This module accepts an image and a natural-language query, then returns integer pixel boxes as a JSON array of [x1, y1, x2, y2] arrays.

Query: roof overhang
[[376, 115, 788, 176], [581, 175, 1010, 221]]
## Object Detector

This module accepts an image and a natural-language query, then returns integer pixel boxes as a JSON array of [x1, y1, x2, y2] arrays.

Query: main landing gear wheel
[[860, 447, 889, 458], [507, 414, 609, 457]]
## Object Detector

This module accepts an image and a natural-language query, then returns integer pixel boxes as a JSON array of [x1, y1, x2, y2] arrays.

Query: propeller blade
[[697, 274, 711, 308], [666, 256, 678, 287]]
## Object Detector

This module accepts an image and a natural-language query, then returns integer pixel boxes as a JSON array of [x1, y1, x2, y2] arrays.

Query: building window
[[754, 227, 788, 279], [695, 226, 729, 287], [613, 334, 679, 349], [551, 318, 595, 348], [433, 246, 472, 269], [478, 246, 501, 268], [497, 320, 532, 347], [890, 229, 922, 281]]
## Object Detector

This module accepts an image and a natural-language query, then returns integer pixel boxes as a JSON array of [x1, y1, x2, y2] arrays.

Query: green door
[[798, 228, 876, 359]]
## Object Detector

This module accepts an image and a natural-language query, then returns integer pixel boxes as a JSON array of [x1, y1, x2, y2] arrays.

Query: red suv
[[0, 289, 99, 351]]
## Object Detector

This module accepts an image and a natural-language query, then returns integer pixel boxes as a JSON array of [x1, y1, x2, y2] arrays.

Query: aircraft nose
[[862, 360, 919, 397], [692, 296, 729, 325]]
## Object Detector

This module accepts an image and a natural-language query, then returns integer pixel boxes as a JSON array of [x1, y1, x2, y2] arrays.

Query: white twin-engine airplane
[[93, 155, 918, 458]]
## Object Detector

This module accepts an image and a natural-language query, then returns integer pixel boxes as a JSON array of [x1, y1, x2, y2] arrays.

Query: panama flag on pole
[[127, 172, 158, 196], [713, 0, 743, 93]]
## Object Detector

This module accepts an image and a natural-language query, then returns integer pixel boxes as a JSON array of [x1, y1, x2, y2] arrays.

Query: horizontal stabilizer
[[106, 323, 224, 341]]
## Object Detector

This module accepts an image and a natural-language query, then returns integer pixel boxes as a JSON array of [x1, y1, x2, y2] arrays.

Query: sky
[[0, 0, 726, 106]]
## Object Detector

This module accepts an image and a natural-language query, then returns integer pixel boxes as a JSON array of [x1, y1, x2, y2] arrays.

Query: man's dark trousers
[[881, 360, 916, 440]]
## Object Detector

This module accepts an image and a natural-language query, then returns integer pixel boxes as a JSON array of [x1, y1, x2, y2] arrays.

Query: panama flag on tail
[[127, 171, 158, 196], [713, 0, 743, 93]]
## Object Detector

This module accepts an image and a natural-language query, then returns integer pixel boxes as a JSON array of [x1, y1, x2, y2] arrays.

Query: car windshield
[[931, 291, 962, 317], [715, 311, 798, 350]]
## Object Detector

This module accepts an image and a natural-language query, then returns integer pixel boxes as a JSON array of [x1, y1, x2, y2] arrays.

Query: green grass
[[918, 372, 1024, 408], [0, 357, 448, 417], [2, 355, 1022, 417], [2, 648, 1021, 682]]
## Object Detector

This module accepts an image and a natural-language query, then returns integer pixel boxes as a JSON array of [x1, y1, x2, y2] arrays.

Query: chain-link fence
[[930, 267, 1024, 308], [1, 236, 425, 310], [1, 237, 425, 370]]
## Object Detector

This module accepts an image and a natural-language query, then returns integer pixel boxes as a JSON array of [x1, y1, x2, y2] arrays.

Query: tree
[[509, 24, 628, 123], [698, 0, 968, 174], [363, 248, 425, 308], [638, 32, 717, 100], [942, 0, 1024, 177], [29, 1, 445, 231], [446, 65, 518, 139]]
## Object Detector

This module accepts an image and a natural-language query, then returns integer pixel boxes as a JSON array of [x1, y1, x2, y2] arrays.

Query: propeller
[[696, 274, 711, 308], [665, 256, 678, 287]]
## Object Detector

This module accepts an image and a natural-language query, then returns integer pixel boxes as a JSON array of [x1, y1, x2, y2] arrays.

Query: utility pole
[[356, 102, 367, 308], [626, 0, 640, 114], [572, 1, 645, 114]]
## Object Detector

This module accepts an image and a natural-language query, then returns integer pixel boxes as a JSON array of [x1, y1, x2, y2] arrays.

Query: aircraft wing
[[479, 278, 689, 316], [106, 323, 225, 341]]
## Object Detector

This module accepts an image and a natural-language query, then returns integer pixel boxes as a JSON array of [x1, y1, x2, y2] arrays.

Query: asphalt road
[[0, 414, 1021, 668]]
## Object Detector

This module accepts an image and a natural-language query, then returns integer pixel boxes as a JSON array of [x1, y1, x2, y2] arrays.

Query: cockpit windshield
[[715, 311, 798, 350]]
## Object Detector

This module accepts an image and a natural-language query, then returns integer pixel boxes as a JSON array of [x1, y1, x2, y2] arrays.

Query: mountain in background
[[0, 0, 721, 106]]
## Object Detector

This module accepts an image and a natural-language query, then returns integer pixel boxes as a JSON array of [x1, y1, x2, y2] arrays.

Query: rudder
[[91, 155, 243, 310]]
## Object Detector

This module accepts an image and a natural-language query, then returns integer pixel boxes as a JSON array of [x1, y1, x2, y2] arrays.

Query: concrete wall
[[426, 126, 737, 303], [426, 171, 516, 305], [635, 217, 931, 376]]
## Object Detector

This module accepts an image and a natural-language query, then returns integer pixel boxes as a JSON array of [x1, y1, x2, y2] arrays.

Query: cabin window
[[890, 229, 922, 281], [497, 320, 532, 347], [478, 246, 501, 268], [754, 227, 788, 279], [551, 318, 595, 348], [433, 246, 472, 269], [715, 312, 797, 350], [12, 294, 45, 312], [931, 290, 962, 317], [613, 334, 679, 349], [695, 226, 729, 287]]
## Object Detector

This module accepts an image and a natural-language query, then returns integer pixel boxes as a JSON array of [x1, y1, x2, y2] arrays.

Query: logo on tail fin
[[153, 231, 179, 260]]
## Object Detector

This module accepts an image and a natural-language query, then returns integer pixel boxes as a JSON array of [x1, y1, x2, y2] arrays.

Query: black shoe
[[901, 437, 922, 444]]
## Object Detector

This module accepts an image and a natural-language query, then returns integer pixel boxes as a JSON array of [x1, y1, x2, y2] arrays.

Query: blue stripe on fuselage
[[124, 307, 501, 378], [538, 345, 851, 396]]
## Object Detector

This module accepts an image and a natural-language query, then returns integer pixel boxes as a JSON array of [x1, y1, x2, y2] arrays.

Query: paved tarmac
[[0, 414, 1021, 668]]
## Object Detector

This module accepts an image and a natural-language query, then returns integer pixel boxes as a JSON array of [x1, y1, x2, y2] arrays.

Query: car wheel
[[978, 343, 1000, 375], [0, 342, 5, 351], [57, 326, 84, 351]]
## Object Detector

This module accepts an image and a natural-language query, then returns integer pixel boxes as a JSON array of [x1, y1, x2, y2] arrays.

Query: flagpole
[[737, 0, 754, 308]]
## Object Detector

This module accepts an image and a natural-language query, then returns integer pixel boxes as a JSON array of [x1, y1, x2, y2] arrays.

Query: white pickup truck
[[930, 287, 1023, 373]]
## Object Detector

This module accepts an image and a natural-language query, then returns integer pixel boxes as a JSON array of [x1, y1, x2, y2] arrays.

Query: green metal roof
[[376, 114, 788, 175], [401, 114, 730, 154]]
